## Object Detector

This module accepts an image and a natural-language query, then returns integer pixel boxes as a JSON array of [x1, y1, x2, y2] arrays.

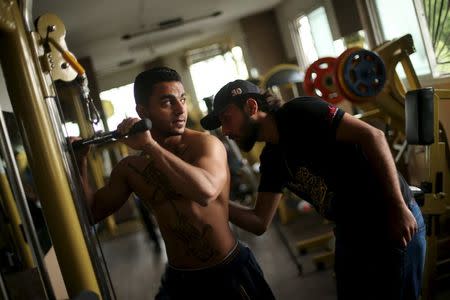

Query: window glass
[[297, 15, 318, 64], [422, 0, 450, 75], [374, 0, 431, 75], [189, 46, 248, 114], [308, 7, 336, 59], [100, 83, 138, 130], [294, 6, 362, 67]]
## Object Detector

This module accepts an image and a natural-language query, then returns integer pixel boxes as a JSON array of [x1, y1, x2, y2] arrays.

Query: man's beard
[[237, 117, 259, 152]]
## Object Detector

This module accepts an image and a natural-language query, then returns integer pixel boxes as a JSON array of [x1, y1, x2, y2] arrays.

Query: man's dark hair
[[234, 90, 283, 114], [134, 67, 182, 105]]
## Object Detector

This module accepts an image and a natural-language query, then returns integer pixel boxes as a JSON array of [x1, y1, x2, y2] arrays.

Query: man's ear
[[245, 98, 258, 115], [136, 104, 147, 119]]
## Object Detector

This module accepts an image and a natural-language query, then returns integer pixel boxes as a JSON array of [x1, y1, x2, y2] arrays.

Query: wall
[[240, 10, 288, 75], [275, 0, 340, 62], [95, 21, 248, 129], [162, 48, 202, 127], [331, 0, 362, 37], [97, 21, 246, 94], [161, 22, 248, 127], [97, 64, 147, 92]]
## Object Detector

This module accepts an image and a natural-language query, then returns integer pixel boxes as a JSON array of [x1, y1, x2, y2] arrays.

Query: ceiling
[[32, 0, 281, 77]]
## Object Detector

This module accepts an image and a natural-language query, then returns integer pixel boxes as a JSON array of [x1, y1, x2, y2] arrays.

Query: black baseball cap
[[200, 79, 261, 130]]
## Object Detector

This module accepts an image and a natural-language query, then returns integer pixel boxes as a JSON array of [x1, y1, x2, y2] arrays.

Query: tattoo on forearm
[[127, 161, 178, 199]]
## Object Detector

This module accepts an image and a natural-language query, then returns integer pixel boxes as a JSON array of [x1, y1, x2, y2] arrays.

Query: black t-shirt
[[258, 97, 412, 224]]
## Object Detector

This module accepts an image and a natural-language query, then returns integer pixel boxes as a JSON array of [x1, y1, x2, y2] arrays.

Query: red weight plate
[[303, 57, 343, 104]]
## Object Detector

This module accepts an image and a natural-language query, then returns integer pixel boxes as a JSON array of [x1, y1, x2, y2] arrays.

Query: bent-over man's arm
[[336, 112, 417, 247], [229, 192, 283, 235]]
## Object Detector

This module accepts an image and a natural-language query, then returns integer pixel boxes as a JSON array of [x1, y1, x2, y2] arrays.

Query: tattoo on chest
[[127, 160, 216, 262], [170, 212, 216, 262]]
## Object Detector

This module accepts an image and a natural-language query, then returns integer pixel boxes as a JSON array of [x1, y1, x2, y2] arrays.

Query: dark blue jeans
[[155, 242, 275, 300], [334, 200, 426, 300]]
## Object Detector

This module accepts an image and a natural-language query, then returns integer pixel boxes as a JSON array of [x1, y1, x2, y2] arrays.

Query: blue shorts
[[155, 242, 275, 300]]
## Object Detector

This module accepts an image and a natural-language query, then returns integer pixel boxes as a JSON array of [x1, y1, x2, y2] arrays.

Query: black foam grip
[[127, 118, 152, 136], [72, 118, 152, 149]]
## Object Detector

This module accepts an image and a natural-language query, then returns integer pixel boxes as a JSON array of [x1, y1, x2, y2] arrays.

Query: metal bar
[[45, 94, 115, 299], [0, 1, 101, 297], [32, 14, 103, 297], [353, 108, 382, 120], [395, 140, 408, 163], [19, 0, 33, 33], [0, 168, 34, 268], [72, 89, 118, 235], [0, 268, 9, 300], [435, 89, 450, 100], [0, 109, 54, 300], [401, 55, 422, 90]]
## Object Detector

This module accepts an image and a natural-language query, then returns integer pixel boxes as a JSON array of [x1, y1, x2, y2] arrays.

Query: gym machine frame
[[0, 1, 115, 298]]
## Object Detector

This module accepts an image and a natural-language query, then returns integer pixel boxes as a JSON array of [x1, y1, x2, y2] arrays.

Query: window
[[187, 45, 249, 114], [372, 0, 431, 76], [419, 0, 450, 75], [99, 83, 138, 130], [292, 6, 347, 69], [370, 0, 449, 77], [62, 86, 132, 137], [64, 122, 80, 137]]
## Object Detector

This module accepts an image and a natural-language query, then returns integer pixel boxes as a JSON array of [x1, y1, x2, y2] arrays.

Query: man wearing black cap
[[75, 68, 274, 299], [201, 79, 426, 300]]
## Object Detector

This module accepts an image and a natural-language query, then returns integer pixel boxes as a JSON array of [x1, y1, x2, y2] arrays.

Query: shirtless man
[[75, 67, 274, 299]]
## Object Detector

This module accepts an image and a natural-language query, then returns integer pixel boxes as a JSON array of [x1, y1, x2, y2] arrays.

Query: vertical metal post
[[44, 94, 114, 299], [0, 1, 101, 297], [0, 269, 9, 300], [0, 110, 55, 299], [0, 166, 35, 268], [71, 90, 118, 235]]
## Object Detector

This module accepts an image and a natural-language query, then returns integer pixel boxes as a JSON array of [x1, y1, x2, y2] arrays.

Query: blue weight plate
[[342, 49, 386, 97]]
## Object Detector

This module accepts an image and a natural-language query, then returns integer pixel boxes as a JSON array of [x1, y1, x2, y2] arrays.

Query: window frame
[[186, 43, 250, 114], [365, 0, 445, 79], [289, 2, 338, 71], [413, 0, 440, 78]]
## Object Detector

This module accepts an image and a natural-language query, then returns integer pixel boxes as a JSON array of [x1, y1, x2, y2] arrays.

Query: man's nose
[[174, 99, 185, 114]]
